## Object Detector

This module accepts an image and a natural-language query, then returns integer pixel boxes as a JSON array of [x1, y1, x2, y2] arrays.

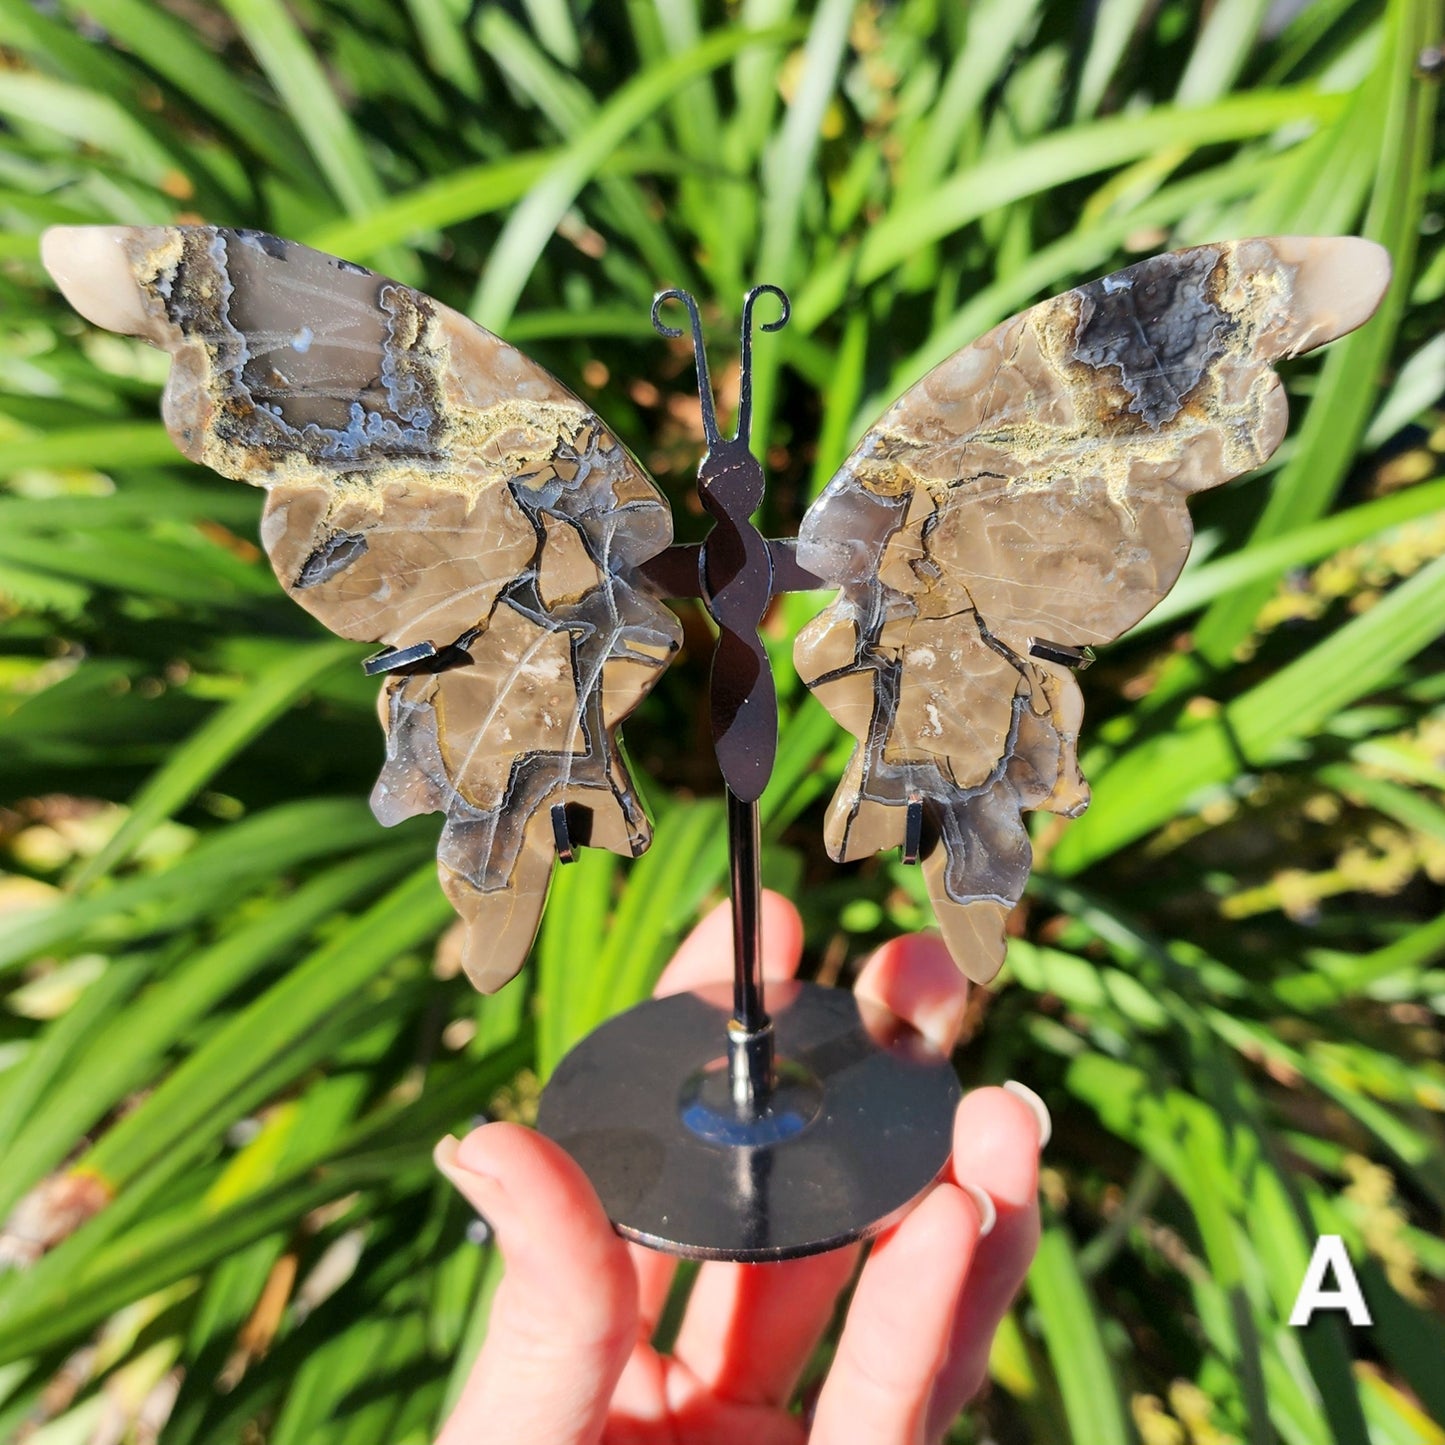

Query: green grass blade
[[1057, 549, 1445, 870], [470, 24, 794, 330], [744, 0, 852, 454], [402, 0, 482, 98], [70, 639, 357, 887], [306, 151, 559, 259], [1175, 0, 1273, 103], [78, 863, 453, 1193], [0, 845, 420, 1219], [1189, 0, 1440, 666], [219, 0, 390, 220], [1073, 0, 1151, 119], [793, 88, 1346, 330], [54, 0, 319, 186], [535, 844, 615, 1077], [587, 799, 728, 1020], [0, 952, 147, 1155], [0, 799, 386, 972], [0, 72, 180, 194], [0, 527, 274, 606], [1137, 476, 1445, 633], [0, 421, 180, 476], [469, 10, 692, 292], [1028, 1220, 1131, 1445], [1, 1035, 525, 1358]]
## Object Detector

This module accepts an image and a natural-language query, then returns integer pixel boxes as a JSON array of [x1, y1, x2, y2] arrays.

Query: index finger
[[653, 888, 805, 996], [853, 932, 970, 1054], [925, 1086, 1044, 1436], [434, 1126, 638, 1445]]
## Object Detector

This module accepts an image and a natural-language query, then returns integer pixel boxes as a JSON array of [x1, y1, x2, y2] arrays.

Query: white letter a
[[1289, 1235, 1372, 1326]]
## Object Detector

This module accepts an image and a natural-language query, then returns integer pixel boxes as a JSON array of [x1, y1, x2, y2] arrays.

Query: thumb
[[434, 1122, 638, 1445]]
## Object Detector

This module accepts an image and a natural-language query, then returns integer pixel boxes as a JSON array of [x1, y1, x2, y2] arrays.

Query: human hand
[[433, 892, 1047, 1444]]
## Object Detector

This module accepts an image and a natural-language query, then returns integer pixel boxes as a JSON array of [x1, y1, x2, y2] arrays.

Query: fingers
[[611, 1354, 809, 1445], [808, 1184, 985, 1445], [630, 890, 807, 1344], [853, 937, 1041, 1434], [664, 907, 907, 1407], [655, 889, 804, 996], [651, 1380, 808, 1445], [924, 1085, 1045, 1437], [434, 1123, 638, 1445], [853, 932, 969, 1052], [665, 927, 967, 1413], [672, 1245, 859, 1407], [803, 1084, 1045, 1444], [630, 1242, 679, 1341]]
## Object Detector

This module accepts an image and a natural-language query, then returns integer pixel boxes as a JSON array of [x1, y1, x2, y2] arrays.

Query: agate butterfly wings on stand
[[43, 226, 1388, 1259], [795, 236, 1390, 985], [42, 225, 684, 993]]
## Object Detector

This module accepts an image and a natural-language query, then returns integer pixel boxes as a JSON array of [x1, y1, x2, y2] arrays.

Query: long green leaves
[[1060, 551, 1445, 870], [469, 22, 798, 330], [70, 639, 357, 887], [1189, 0, 1441, 666], [218, 0, 389, 220], [1029, 1221, 1131, 1445], [792, 87, 1347, 330], [1, 1, 1441, 1440]]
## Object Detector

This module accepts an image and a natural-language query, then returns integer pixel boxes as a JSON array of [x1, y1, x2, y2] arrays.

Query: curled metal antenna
[[652, 284, 791, 450], [652, 288, 720, 447], [736, 284, 789, 448]]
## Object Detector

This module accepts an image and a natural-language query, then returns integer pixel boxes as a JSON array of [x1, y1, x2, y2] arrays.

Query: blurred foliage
[[0, 0, 1442, 1441]]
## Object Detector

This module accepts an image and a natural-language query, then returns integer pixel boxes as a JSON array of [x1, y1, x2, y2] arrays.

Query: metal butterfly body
[[42, 226, 1389, 991]]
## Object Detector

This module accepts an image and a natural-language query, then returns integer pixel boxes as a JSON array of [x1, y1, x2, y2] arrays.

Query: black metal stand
[[534, 285, 960, 1261], [726, 789, 773, 1114]]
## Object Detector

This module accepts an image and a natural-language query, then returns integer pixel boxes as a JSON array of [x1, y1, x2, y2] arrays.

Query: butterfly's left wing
[[43, 225, 681, 991], [795, 236, 1390, 983]]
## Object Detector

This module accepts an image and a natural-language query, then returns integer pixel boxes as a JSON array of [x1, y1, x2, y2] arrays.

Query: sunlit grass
[[0, 2, 1441, 1441]]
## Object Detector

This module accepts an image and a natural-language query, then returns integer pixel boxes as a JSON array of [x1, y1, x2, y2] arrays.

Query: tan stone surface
[[43, 224, 683, 994], [797, 237, 1390, 984]]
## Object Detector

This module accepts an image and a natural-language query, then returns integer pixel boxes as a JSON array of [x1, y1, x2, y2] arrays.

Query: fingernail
[[960, 1182, 997, 1238], [1003, 1080, 1051, 1149], [435, 1134, 498, 1195], [433, 1133, 465, 1182], [435, 1136, 501, 1239], [916, 994, 968, 1054]]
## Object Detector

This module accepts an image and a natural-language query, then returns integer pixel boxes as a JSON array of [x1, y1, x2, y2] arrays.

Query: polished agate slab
[[796, 237, 1390, 983], [43, 225, 681, 992]]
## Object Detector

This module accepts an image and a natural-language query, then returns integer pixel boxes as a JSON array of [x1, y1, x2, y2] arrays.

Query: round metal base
[[535, 981, 961, 1262]]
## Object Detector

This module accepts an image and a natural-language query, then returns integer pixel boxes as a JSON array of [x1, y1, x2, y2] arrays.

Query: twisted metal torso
[[649, 284, 791, 1095], [651, 285, 791, 805], [697, 438, 775, 801]]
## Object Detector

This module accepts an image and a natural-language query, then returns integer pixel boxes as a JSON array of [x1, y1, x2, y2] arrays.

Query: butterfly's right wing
[[795, 237, 1390, 982], [43, 225, 682, 991]]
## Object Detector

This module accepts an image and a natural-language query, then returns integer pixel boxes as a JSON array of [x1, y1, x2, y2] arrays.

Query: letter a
[[1289, 1235, 1372, 1326]]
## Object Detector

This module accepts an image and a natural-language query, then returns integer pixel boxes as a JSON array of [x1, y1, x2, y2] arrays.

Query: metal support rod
[[728, 788, 765, 1027], [653, 285, 788, 1122], [726, 787, 773, 1115]]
